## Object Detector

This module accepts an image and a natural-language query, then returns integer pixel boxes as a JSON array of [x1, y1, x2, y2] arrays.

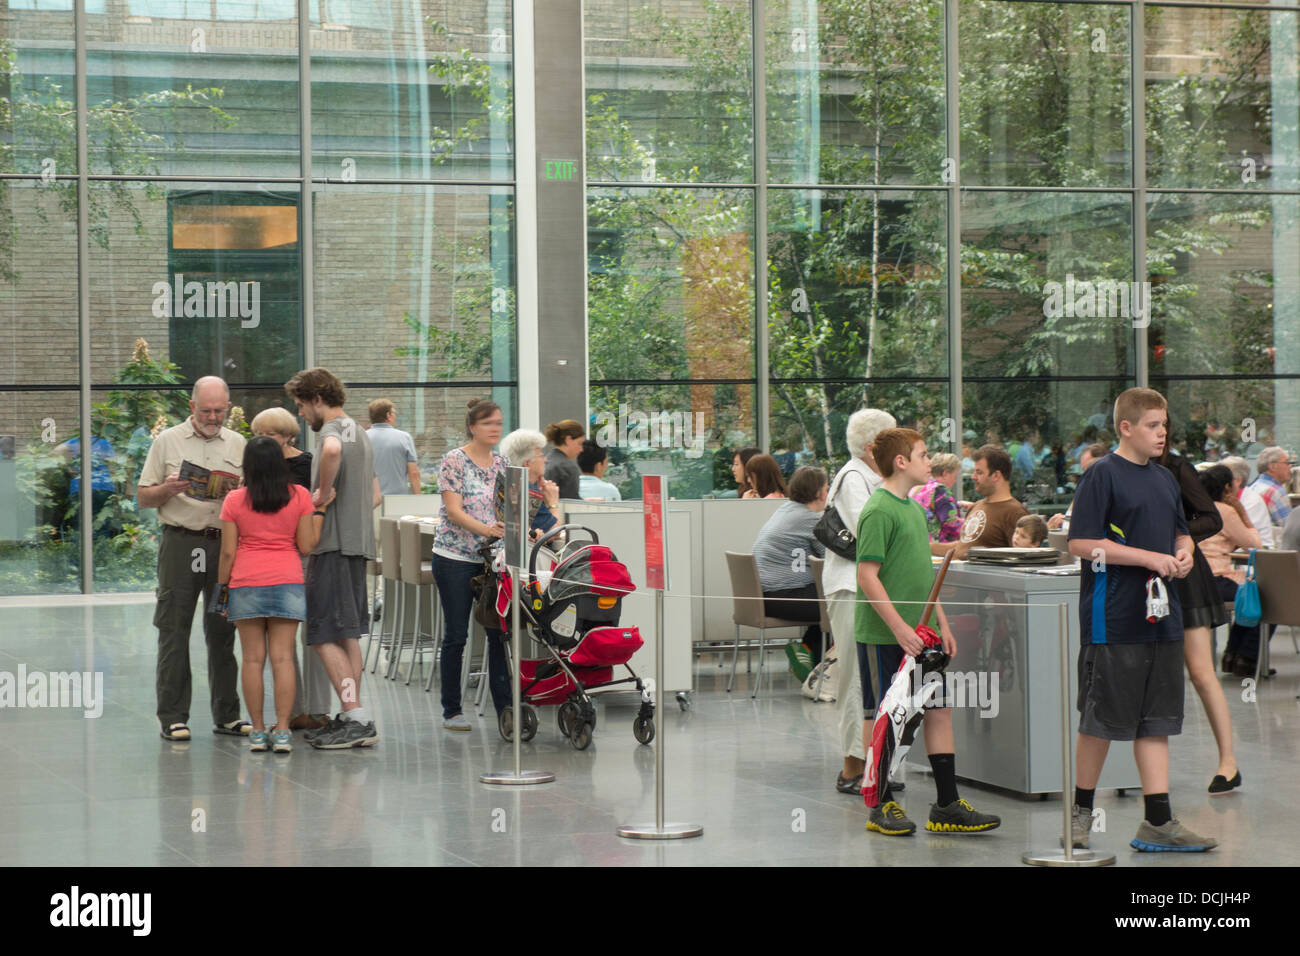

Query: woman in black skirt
[[1157, 444, 1241, 795]]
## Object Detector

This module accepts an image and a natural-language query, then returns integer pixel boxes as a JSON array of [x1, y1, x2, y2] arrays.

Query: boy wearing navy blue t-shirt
[[1066, 388, 1218, 852]]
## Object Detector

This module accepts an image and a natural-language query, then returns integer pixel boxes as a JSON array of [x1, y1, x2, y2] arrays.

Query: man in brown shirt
[[932, 444, 1028, 554], [137, 376, 248, 740]]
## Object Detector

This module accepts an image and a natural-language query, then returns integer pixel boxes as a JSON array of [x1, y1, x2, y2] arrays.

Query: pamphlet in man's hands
[[179, 460, 239, 501]]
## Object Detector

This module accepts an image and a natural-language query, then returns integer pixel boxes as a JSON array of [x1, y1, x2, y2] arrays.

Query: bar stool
[[367, 517, 403, 675], [389, 518, 437, 682]]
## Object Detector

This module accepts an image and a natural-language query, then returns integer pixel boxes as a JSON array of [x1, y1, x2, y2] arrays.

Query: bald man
[[138, 376, 249, 740]]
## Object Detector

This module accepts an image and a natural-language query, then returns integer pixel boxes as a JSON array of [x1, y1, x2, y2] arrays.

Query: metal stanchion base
[[1022, 849, 1115, 867], [479, 770, 556, 786], [616, 823, 704, 840]]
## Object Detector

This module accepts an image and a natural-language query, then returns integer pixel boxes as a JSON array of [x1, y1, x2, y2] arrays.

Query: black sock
[[881, 782, 893, 805], [1075, 786, 1095, 812], [1144, 793, 1172, 827], [930, 753, 958, 806]]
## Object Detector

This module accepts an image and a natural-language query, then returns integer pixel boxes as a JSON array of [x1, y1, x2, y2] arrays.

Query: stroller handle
[[528, 523, 600, 584]]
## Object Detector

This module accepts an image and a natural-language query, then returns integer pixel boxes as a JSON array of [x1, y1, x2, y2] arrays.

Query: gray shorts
[[305, 551, 370, 645], [1077, 641, 1184, 741]]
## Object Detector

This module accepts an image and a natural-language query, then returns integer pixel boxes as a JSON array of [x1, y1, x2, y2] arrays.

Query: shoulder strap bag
[[814, 470, 868, 561]]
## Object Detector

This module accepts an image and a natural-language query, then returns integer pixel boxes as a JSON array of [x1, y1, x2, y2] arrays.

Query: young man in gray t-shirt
[[286, 367, 380, 749]]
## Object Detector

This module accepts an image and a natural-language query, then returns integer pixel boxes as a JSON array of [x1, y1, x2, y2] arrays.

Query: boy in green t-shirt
[[856, 428, 1001, 837]]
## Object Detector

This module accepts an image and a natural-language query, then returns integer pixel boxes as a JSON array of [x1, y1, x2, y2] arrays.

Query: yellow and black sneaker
[[866, 801, 916, 836], [925, 798, 1001, 833]]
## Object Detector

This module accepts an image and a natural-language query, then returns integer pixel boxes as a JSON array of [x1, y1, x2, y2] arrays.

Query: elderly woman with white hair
[[1221, 456, 1273, 549], [500, 429, 561, 538], [822, 407, 896, 797]]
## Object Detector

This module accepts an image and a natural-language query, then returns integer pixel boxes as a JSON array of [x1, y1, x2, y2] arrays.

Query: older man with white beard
[[138, 376, 249, 741]]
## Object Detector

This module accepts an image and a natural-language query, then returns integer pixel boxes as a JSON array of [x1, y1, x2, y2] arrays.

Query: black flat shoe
[[1220, 652, 1236, 674], [1208, 771, 1242, 795]]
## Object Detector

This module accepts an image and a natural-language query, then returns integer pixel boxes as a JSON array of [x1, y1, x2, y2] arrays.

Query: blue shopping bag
[[1234, 549, 1261, 627]]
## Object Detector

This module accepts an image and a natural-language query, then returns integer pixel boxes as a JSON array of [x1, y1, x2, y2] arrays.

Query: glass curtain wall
[[0, 1, 515, 595], [586, 0, 1300, 506]]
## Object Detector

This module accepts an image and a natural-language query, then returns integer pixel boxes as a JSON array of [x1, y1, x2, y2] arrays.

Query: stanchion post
[[1022, 602, 1113, 866], [617, 476, 702, 840], [481, 466, 554, 787]]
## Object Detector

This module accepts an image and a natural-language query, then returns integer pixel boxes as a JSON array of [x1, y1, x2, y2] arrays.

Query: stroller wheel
[[498, 706, 539, 742], [569, 720, 593, 751], [557, 700, 579, 739], [633, 715, 655, 745]]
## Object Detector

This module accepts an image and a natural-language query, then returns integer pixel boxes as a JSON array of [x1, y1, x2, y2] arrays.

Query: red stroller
[[484, 525, 654, 750]]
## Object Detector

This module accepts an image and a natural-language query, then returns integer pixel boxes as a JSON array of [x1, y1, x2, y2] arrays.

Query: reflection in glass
[[586, 0, 753, 183], [962, 379, 1130, 509], [962, 190, 1134, 380], [768, 188, 947, 461], [0, 182, 79, 384], [1146, 7, 1299, 190], [587, 187, 754, 383], [86, 182, 304, 386], [312, 1, 513, 181], [0, 391, 81, 595], [1149, 193, 1300, 462], [0, 5, 75, 176], [961, 2, 1131, 188], [85, 4, 298, 177], [587, 383, 755, 500], [313, 183, 515, 402], [767, 0, 944, 186]]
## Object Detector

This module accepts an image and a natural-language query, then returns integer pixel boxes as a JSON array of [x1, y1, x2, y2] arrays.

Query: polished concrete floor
[[1, 594, 1297, 867]]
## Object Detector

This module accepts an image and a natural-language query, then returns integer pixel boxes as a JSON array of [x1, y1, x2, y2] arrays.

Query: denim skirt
[[228, 583, 307, 622]]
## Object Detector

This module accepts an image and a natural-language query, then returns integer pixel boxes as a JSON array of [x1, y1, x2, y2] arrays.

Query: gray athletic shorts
[[1077, 641, 1184, 741], [305, 551, 370, 645]]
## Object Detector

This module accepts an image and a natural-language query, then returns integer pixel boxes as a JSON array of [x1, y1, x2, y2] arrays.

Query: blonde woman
[[250, 407, 330, 733]]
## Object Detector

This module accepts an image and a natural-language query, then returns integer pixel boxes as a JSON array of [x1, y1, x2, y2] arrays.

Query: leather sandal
[[161, 722, 191, 741]]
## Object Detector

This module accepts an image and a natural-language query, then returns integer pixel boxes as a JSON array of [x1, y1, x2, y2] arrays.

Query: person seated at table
[[1012, 513, 1049, 548], [1222, 456, 1273, 548], [743, 453, 788, 499], [751, 465, 828, 681], [909, 451, 963, 545], [1048, 442, 1107, 530], [935, 445, 1028, 555], [1201, 464, 1265, 680], [577, 438, 621, 501], [731, 446, 760, 497]]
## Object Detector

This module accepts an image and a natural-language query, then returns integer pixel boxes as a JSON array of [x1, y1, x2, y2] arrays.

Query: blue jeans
[[433, 554, 510, 720]]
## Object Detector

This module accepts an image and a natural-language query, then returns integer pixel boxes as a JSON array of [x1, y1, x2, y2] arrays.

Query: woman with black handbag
[[819, 408, 896, 797]]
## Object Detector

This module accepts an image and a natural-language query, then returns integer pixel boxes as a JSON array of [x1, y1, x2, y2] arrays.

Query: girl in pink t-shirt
[[218, 436, 333, 753]]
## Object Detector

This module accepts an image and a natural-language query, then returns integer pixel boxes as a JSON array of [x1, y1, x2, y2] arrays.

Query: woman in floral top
[[432, 398, 510, 732], [909, 451, 964, 543]]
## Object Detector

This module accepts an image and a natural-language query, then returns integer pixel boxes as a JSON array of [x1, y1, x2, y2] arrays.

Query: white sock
[[344, 707, 368, 723]]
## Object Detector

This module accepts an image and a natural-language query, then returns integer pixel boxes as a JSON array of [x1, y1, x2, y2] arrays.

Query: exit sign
[[543, 159, 578, 181]]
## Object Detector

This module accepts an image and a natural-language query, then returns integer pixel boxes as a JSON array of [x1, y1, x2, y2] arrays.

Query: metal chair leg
[[727, 624, 741, 692], [753, 627, 767, 698], [813, 629, 829, 701], [391, 587, 417, 680]]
